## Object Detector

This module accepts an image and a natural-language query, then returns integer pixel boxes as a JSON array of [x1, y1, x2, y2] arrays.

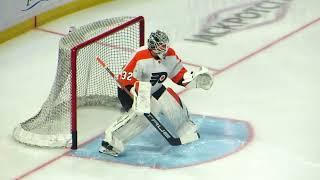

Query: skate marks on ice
[[68, 114, 253, 169]]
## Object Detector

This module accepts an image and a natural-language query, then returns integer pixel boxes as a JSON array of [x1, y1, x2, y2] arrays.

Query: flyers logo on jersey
[[150, 72, 168, 86]]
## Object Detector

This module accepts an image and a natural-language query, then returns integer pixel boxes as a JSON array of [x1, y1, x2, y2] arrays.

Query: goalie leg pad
[[103, 110, 136, 153], [131, 81, 151, 115], [103, 109, 150, 153], [180, 132, 200, 144], [113, 114, 149, 144], [176, 119, 198, 137], [152, 89, 199, 137]]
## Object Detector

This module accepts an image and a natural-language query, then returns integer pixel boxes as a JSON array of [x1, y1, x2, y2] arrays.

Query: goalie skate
[[99, 141, 120, 157]]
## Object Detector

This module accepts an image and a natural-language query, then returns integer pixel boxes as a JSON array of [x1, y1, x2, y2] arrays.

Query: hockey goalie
[[99, 30, 213, 156]]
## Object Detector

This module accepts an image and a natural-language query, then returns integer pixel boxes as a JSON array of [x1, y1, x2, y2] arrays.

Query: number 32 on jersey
[[120, 71, 133, 81]]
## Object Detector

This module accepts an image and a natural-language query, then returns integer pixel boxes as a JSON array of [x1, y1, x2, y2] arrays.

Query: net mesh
[[13, 16, 143, 147]]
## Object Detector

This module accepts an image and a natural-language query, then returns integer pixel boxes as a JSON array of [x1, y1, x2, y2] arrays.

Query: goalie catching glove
[[130, 81, 152, 116], [182, 66, 213, 90]]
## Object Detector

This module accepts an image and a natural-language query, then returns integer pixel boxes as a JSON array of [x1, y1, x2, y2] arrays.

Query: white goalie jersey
[[117, 46, 188, 94]]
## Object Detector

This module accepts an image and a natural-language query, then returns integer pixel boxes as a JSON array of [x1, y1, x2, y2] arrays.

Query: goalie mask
[[148, 30, 169, 59]]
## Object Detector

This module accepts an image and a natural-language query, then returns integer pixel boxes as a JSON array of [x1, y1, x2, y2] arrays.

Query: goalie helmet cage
[[12, 16, 145, 149]]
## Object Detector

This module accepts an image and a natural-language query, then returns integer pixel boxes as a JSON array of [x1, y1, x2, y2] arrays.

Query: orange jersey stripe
[[171, 67, 187, 84], [166, 47, 177, 57]]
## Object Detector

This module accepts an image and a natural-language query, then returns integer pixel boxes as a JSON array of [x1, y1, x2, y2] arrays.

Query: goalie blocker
[[99, 30, 213, 156]]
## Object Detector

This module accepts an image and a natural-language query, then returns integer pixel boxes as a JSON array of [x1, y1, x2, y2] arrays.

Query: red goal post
[[13, 16, 145, 149]]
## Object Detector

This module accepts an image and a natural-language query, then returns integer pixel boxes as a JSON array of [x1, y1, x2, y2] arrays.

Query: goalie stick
[[96, 56, 186, 146]]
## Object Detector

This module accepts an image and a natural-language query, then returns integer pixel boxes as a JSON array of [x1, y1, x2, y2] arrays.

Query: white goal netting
[[13, 16, 144, 148]]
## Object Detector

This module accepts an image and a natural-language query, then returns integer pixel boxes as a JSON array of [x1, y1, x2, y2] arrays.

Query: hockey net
[[13, 16, 145, 149]]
